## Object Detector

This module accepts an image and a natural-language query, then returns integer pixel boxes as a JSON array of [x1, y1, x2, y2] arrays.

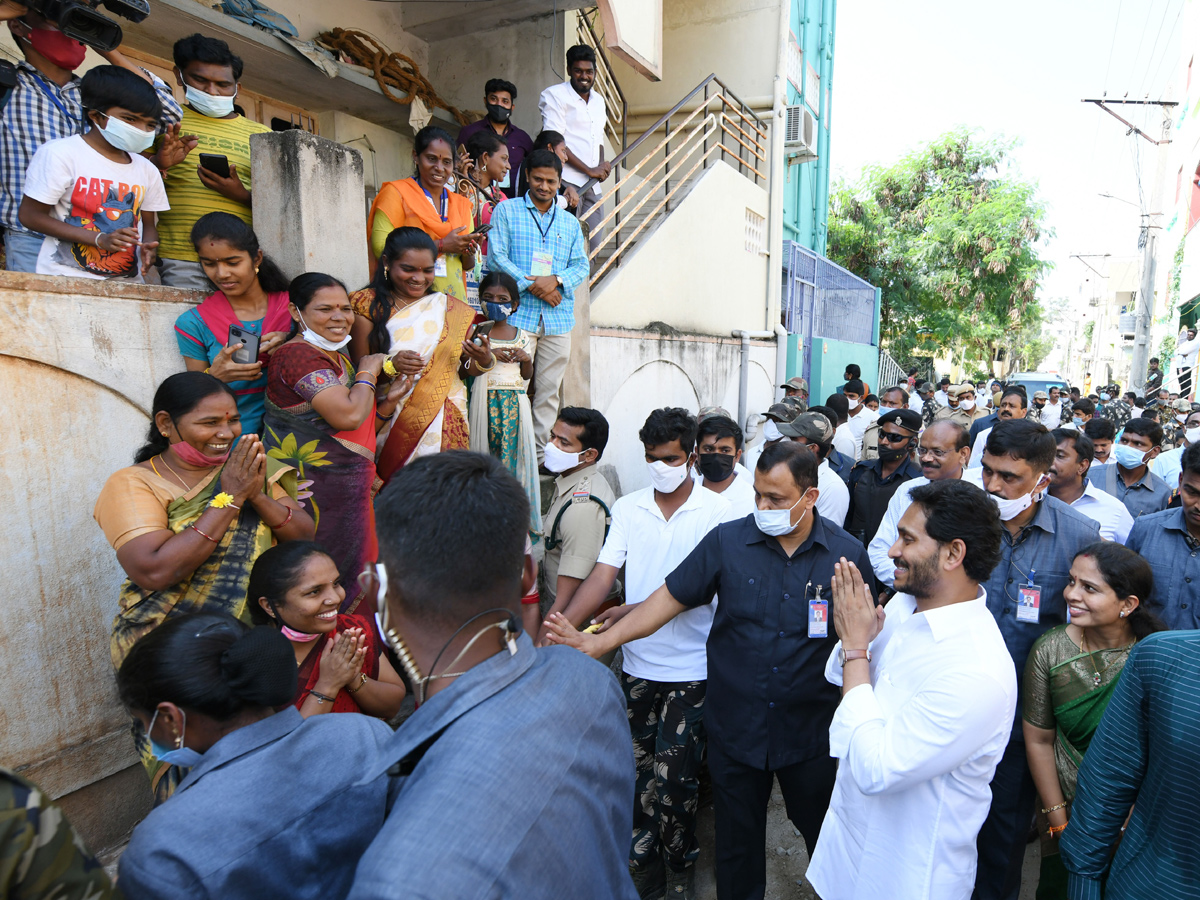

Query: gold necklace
[[1080, 630, 1133, 687]]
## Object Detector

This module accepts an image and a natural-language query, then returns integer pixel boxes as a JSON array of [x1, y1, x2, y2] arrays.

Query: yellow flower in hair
[[211, 492, 235, 509], [383, 358, 398, 377]]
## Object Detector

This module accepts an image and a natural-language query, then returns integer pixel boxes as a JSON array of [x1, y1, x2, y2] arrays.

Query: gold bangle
[[1041, 802, 1068, 814], [473, 356, 496, 374], [346, 672, 367, 694]]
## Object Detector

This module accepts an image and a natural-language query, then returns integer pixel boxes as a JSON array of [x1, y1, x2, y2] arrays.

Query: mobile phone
[[199, 153, 231, 179], [471, 320, 496, 343], [227, 325, 260, 365], [474, 222, 493, 236]]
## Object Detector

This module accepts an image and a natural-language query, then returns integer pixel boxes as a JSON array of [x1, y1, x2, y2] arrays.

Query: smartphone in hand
[[228, 325, 261, 365], [199, 153, 231, 179]]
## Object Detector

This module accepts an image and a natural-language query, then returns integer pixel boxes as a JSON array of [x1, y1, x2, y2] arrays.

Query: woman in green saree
[[95, 372, 314, 802], [1023, 541, 1165, 898]]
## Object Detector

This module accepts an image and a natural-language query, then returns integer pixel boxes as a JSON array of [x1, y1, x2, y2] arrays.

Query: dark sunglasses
[[879, 431, 912, 444]]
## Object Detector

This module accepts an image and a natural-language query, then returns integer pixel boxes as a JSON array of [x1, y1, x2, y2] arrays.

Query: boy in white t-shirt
[[550, 408, 733, 899], [19, 66, 169, 282]]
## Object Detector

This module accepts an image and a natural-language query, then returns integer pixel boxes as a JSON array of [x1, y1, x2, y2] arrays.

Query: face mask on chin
[[296, 310, 351, 352]]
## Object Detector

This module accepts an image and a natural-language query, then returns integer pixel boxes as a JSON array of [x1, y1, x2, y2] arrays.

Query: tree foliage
[[827, 130, 1052, 376]]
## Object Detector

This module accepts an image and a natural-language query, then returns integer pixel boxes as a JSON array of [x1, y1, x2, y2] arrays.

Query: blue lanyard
[[414, 177, 448, 222], [30, 72, 79, 127], [526, 202, 557, 246]]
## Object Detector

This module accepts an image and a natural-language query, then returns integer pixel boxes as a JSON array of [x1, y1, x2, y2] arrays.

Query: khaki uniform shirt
[[934, 405, 988, 428], [542, 464, 617, 607]]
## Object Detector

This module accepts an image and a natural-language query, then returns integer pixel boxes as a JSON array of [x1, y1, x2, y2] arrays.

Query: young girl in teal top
[[173, 212, 292, 435]]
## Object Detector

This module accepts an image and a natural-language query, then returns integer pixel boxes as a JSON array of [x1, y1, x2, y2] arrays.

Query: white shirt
[[596, 484, 730, 681], [845, 407, 879, 460], [909, 394, 924, 414], [969, 426, 992, 468], [1151, 445, 1185, 490], [1041, 400, 1064, 430], [934, 390, 950, 409], [538, 81, 607, 188], [1065, 480, 1135, 543], [807, 589, 1017, 900], [1177, 332, 1200, 369], [817, 459, 850, 527], [833, 423, 856, 460], [867, 476, 929, 587], [702, 473, 757, 518]]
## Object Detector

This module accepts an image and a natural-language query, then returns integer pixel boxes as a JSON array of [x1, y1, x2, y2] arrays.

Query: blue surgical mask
[[1072, 417, 1084, 428], [96, 113, 155, 154], [147, 709, 205, 769], [753, 495, 807, 537], [185, 83, 237, 118], [1113, 443, 1149, 470], [1100, 393, 1112, 402], [484, 301, 512, 322]]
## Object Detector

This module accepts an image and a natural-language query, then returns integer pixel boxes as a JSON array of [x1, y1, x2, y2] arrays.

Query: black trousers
[[707, 739, 836, 900], [972, 739, 1037, 900]]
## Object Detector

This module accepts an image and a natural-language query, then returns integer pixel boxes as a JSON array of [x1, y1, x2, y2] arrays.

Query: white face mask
[[754, 495, 808, 537], [846, 397, 861, 411], [543, 441, 582, 473], [1177, 414, 1189, 425], [960, 397, 976, 411], [647, 459, 690, 493], [1187, 426, 1200, 445], [185, 83, 237, 118], [762, 420, 783, 442], [297, 310, 351, 352], [988, 476, 1047, 521]]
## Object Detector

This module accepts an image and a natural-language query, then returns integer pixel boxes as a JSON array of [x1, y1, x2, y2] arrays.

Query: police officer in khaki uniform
[[935, 382, 988, 428], [538, 407, 618, 640]]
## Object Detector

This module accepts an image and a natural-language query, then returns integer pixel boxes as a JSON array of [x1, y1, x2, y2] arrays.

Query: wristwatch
[[838, 648, 871, 667], [554, 274, 563, 287]]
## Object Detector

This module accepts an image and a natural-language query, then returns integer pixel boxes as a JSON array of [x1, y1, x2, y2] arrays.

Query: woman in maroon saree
[[248, 542, 406, 718], [263, 273, 413, 616]]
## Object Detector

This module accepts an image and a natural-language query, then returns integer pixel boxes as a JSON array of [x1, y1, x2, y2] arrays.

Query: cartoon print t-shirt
[[23, 134, 169, 281]]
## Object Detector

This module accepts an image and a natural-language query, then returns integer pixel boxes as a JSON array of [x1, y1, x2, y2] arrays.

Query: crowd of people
[[4, 10, 1200, 900]]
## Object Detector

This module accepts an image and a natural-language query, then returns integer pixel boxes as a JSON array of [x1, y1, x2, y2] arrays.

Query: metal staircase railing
[[580, 73, 768, 291], [575, 9, 627, 153]]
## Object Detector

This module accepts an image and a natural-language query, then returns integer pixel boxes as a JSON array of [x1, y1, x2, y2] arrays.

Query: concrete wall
[[426, 13, 566, 146], [591, 162, 771, 335], [0, 273, 198, 852], [590, 328, 776, 491], [809, 337, 877, 404]]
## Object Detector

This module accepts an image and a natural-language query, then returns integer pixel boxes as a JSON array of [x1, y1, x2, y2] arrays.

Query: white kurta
[[807, 589, 1016, 900]]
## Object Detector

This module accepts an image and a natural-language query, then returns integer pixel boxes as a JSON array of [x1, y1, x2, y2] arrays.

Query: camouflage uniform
[[1097, 395, 1132, 431], [0, 768, 118, 899], [622, 675, 706, 872]]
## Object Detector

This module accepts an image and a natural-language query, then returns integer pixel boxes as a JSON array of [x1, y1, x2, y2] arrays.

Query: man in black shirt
[[545, 441, 874, 900], [844, 408, 922, 545]]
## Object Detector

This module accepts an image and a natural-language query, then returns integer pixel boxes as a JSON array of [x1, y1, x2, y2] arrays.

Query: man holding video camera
[[0, 0, 181, 272]]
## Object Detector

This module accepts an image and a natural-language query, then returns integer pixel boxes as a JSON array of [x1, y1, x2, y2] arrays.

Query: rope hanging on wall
[[316, 28, 474, 127]]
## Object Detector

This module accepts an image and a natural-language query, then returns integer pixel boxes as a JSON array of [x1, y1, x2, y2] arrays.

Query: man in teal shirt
[[1061, 631, 1200, 899]]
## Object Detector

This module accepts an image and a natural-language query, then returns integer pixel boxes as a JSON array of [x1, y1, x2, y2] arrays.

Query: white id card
[[530, 249, 554, 277], [1016, 584, 1042, 624], [434, 255, 449, 277]]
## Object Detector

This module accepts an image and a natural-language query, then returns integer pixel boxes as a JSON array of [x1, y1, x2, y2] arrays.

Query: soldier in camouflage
[[0, 767, 117, 899], [1096, 383, 1132, 431]]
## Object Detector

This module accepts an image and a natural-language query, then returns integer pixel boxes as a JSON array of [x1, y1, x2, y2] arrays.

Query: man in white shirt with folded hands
[[807, 479, 1017, 900]]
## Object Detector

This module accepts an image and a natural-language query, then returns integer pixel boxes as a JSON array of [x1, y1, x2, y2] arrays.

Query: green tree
[[828, 130, 1052, 375]]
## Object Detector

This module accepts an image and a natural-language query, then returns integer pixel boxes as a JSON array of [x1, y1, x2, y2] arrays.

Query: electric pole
[[1083, 97, 1177, 396]]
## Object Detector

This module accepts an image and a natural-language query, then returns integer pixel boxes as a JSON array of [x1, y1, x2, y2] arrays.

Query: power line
[[1138, 0, 1184, 97], [1102, 0, 1124, 93], [1142, 0, 1186, 97], [1127, 0, 1165, 98]]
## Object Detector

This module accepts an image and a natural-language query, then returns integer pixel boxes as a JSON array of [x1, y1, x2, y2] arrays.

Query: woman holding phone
[[174, 213, 292, 434], [366, 125, 479, 305], [349, 227, 493, 486]]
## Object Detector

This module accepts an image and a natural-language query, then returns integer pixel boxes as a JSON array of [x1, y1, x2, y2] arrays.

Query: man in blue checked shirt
[[0, 2, 182, 272], [487, 148, 589, 462]]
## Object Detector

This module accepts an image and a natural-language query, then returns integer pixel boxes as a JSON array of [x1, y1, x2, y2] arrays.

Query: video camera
[[20, 0, 150, 53]]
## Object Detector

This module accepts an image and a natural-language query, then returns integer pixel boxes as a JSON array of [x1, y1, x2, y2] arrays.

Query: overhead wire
[[1141, 0, 1186, 98]]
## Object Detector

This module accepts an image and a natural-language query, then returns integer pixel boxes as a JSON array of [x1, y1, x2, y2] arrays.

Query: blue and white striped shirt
[[1, 61, 181, 233], [1062, 631, 1200, 899], [486, 193, 589, 335]]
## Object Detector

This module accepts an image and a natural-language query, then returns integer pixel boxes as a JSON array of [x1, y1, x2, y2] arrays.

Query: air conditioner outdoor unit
[[784, 104, 818, 161]]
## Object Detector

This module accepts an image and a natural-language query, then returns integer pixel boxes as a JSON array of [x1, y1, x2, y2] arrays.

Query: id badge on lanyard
[[807, 583, 828, 638], [434, 255, 449, 277], [1016, 569, 1042, 624]]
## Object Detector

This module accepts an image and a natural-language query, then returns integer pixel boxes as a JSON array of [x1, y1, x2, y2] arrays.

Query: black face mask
[[698, 452, 736, 482], [486, 103, 511, 124], [878, 441, 911, 463]]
